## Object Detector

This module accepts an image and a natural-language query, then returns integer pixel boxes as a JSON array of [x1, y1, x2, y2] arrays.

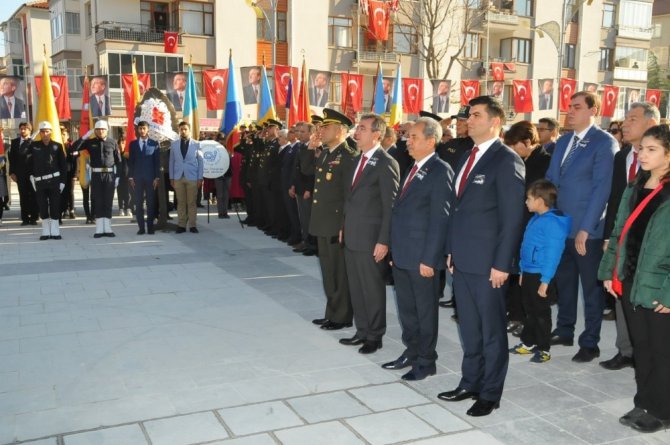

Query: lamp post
[[252, 1, 277, 67]]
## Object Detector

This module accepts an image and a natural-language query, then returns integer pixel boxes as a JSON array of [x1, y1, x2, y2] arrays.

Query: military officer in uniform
[[80, 120, 121, 238], [8, 122, 39, 225], [309, 109, 359, 330], [261, 119, 282, 236], [27, 122, 67, 240]]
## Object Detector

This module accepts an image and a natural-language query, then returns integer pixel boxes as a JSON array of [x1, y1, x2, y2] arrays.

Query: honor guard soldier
[[81, 120, 121, 237], [262, 119, 282, 237], [8, 122, 39, 225], [309, 108, 359, 330], [27, 122, 67, 240]]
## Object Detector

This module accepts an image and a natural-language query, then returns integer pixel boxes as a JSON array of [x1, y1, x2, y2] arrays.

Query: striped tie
[[561, 135, 581, 175]]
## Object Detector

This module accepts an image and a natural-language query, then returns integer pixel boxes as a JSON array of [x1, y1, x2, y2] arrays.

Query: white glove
[[83, 129, 94, 140], [59, 183, 65, 193], [115, 178, 119, 188], [30, 175, 36, 191]]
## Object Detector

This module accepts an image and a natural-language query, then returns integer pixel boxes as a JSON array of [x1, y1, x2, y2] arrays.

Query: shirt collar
[[362, 144, 381, 160], [573, 125, 592, 141], [474, 137, 499, 154], [413, 152, 435, 171]]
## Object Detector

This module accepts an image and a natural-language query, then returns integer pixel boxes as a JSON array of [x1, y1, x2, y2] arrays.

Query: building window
[[463, 33, 480, 59], [65, 12, 80, 34], [178, 1, 213, 36], [652, 23, 662, 38], [257, 12, 287, 42], [602, 3, 615, 28], [619, 0, 652, 30], [467, 0, 482, 9], [566, 0, 579, 23], [277, 12, 287, 41], [514, 0, 533, 17], [563, 43, 576, 68], [500, 38, 532, 64], [11, 58, 24, 77], [394, 24, 417, 54], [85, 2, 92, 37], [599, 48, 613, 71], [328, 17, 352, 48], [51, 14, 63, 38], [106, 53, 183, 89], [614, 46, 648, 70], [141, 1, 170, 31]]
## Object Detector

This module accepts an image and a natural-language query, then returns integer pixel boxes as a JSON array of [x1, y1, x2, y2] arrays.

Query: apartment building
[[651, 0, 670, 116]]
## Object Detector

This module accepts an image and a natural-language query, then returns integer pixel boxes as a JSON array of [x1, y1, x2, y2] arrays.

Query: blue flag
[[183, 64, 199, 139], [373, 61, 385, 115], [222, 54, 242, 139]]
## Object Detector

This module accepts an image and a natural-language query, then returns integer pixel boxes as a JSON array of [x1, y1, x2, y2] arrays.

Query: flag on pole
[[257, 62, 277, 125], [512, 79, 534, 113], [221, 51, 243, 151], [373, 61, 385, 114], [122, 60, 151, 147], [460, 80, 480, 106], [559, 78, 576, 112], [601, 85, 619, 118], [402, 78, 423, 114], [285, 77, 299, 128], [389, 64, 403, 129], [296, 58, 311, 122], [34, 56, 63, 145], [80, 73, 91, 135], [35, 75, 71, 120], [183, 63, 199, 140], [164, 32, 178, 54], [646, 89, 661, 107]]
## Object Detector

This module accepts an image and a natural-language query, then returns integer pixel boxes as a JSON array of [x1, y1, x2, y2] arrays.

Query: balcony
[[356, 51, 399, 62], [617, 25, 653, 41], [94, 22, 181, 45], [486, 11, 519, 26]]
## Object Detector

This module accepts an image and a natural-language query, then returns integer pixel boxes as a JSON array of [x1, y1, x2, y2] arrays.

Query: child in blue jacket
[[511, 179, 572, 362]]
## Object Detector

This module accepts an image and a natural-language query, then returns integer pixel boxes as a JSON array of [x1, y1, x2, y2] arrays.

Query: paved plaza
[[0, 188, 669, 445]]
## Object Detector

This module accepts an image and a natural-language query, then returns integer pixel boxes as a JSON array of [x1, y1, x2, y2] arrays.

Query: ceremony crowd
[[1, 91, 669, 433]]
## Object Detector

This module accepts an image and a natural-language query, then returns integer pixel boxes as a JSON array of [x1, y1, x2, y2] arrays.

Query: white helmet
[[94, 120, 109, 130], [38, 121, 52, 130]]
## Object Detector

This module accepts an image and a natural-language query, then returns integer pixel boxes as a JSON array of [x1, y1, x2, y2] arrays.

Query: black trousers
[[91, 174, 115, 219], [35, 185, 60, 219], [17, 175, 38, 223], [81, 185, 94, 219], [622, 280, 670, 420], [134, 177, 156, 230], [506, 274, 525, 322], [519, 273, 552, 352], [60, 172, 75, 213]]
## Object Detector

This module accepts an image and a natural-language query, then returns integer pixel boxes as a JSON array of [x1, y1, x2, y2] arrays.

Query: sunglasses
[[608, 128, 621, 135]]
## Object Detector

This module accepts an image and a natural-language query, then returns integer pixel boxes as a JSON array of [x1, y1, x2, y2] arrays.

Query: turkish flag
[[559, 78, 576, 112], [646, 89, 661, 107], [341, 73, 364, 113], [274, 65, 298, 107], [402, 78, 423, 114], [513, 80, 534, 113], [164, 32, 178, 54], [491, 63, 505, 81], [203, 69, 228, 110], [601, 85, 619, 118], [122, 73, 151, 115], [35, 75, 71, 120], [460, 80, 480, 106], [367, 1, 391, 41]]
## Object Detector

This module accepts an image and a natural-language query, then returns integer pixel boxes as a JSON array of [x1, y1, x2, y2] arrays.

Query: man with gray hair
[[382, 117, 454, 379], [599, 102, 659, 371]]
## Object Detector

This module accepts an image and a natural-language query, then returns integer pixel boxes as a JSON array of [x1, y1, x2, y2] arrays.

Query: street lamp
[[248, 0, 277, 67]]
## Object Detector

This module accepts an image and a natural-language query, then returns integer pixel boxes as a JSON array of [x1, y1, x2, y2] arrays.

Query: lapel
[[459, 140, 501, 199], [561, 126, 598, 175], [396, 155, 438, 204], [351, 147, 381, 191]]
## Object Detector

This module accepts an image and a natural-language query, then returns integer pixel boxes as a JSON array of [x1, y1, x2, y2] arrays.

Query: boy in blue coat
[[511, 179, 572, 362]]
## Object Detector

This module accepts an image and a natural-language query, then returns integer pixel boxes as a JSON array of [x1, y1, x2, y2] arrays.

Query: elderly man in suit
[[128, 121, 161, 235], [169, 121, 203, 233], [339, 113, 400, 354], [437, 96, 525, 417], [0, 77, 26, 119], [242, 67, 261, 105], [545, 91, 617, 363], [167, 73, 187, 111], [383, 116, 454, 380], [89, 77, 111, 117]]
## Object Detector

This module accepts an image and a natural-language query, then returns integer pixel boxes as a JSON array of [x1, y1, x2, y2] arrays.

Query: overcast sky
[[1, 1, 38, 57]]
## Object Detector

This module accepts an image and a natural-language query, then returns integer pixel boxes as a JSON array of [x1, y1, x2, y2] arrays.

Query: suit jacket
[[167, 91, 185, 111], [538, 93, 553, 110], [545, 125, 617, 239], [128, 138, 160, 181], [169, 138, 203, 181], [8, 137, 32, 177], [310, 88, 329, 107], [436, 136, 474, 172], [432, 95, 449, 114], [242, 84, 258, 105], [343, 147, 400, 252], [391, 154, 454, 270], [446, 139, 526, 275], [280, 143, 298, 190], [0, 95, 25, 119], [603, 144, 632, 240], [89, 95, 111, 117], [387, 141, 413, 178]]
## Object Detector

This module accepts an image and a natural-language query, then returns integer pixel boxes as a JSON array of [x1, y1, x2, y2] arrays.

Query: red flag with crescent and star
[[35, 75, 71, 120], [164, 32, 178, 54], [203, 69, 229, 110], [122, 73, 151, 116], [273, 65, 299, 107], [366, 0, 391, 41], [645, 89, 661, 107], [601, 85, 619, 118], [341, 73, 364, 113], [491, 63, 505, 82], [559, 78, 576, 112], [513, 79, 534, 113], [460, 80, 480, 106], [402, 78, 423, 114]]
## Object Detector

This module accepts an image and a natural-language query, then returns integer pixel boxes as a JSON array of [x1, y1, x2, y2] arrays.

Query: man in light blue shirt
[[169, 121, 203, 233]]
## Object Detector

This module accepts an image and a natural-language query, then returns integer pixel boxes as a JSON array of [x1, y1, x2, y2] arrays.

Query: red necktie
[[628, 151, 638, 183], [400, 164, 419, 197], [98, 98, 103, 112], [457, 146, 479, 198], [351, 155, 368, 189]]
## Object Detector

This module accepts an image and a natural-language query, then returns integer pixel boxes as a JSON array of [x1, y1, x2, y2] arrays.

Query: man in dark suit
[[339, 113, 400, 354], [89, 77, 111, 117], [384, 116, 454, 380], [599, 102, 659, 371], [537, 117, 559, 155], [290, 121, 317, 255], [0, 77, 26, 119], [282, 127, 301, 245], [432, 80, 450, 114], [309, 72, 330, 107], [242, 67, 261, 105], [383, 125, 412, 178], [167, 73, 187, 111], [545, 91, 617, 362], [8, 122, 38, 225], [538, 79, 554, 110], [438, 96, 525, 417], [128, 121, 161, 235]]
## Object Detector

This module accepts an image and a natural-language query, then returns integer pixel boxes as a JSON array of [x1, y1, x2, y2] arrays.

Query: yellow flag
[[34, 57, 63, 144]]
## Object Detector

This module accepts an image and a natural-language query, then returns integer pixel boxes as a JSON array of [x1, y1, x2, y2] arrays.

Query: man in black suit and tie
[[128, 121, 161, 235], [89, 77, 111, 117], [309, 72, 330, 107], [438, 96, 525, 417], [383, 116, 454, 381], [8, 122, 38, 225], [242, 67, 260, 105], [167, 73, 187, 111], [432, 80, 450, 114], [339, 113, 400, 354], [0, 77, 26, 119], [538, 79, 554, 110]]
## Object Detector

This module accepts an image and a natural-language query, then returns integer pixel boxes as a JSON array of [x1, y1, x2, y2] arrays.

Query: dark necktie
[[561, 135, 581, 175], [457, 146, 479, 198], [181, 139, 188, 159], [141, 140, 146, 154], [351, 155, 368, 190], [400, 164, 419, 197]]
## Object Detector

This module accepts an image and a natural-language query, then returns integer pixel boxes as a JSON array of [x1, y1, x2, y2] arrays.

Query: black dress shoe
[[340, 336, 365, 346], [550, 335, 574, 346], [439, 299, 454, 308], [599, 353, 634, 370], [382, 356, 412, 370], [190, 227, 199, 233], [312, 318, 328, 325], [93, 233, 104, 239], [619, 407, 646, 427], [39, 235, 49, 241], [175, 227, 186, 233], [21, 221, 29, 226], [437, 387, 478, 402], [402, 366, 436, 381], [302, 249, 317, 256], [467, 399, 500, 417], [451, 314, 459, 323], [358, 340, 382, 354], [104, 232, 116, 237], [29, 221, 37, 225], [147, 228, 155, 235], [631, 412, 670, 433], [137, 229, 146, 235], [572, 346, 600, 363], [50, 235, 62, 240], [321, 321, 353, 330]]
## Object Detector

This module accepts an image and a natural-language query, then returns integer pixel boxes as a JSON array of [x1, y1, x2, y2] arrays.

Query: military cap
[[321, 108, 352, 128], [311, 114, 324, 124], [419, 111, 442, 122], [451, 105, 470, 120], [266, 118, 283, 129]]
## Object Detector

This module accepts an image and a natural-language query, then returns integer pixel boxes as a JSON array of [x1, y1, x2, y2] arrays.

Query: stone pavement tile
[[63, 424, 148, 445], [143, 412, 229, 445], [408, 430, 505, 444], [206, 434, 277, 445], [232, 375, 310, 404], [344, 409, 438, 445], [0, 324, 47, 342], [349, 383, 430, 412], [502, 383, 589, 416], [408, 404, 472, 434], [442, 397, 535, 429], [595, 397, 637, 418], [540, 405, 641, 444], [549, 378, 616, 404], [275, 421, 365, 445], [482, 416, 588, 445], [218, 401, 303, 436], [287, 391, 371, 423], [20, 439, 58, 445], [19, 333, 81, 354], [0, 386, 58, 417], [605, 435, 670, 445], [169, 384, 247, 414], [0, 371, 19, 393], [0, 415, 14, 445]]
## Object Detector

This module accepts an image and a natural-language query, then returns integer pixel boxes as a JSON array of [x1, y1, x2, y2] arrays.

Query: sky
[[0, 0, 36, 56]]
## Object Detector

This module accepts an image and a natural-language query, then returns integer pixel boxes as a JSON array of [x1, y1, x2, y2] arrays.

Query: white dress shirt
[[455, 137, 498, 196], [561, 125, 593, 164], [351, 145, 380, 186]]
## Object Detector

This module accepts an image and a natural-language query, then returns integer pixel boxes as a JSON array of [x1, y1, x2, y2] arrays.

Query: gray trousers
[[615, 298, 634, 358], [345, 247, 387, 342], [215, 176, 231, 215], [296, 195, 312, 243]]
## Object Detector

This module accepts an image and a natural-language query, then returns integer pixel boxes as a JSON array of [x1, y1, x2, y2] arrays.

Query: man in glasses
[[537, 118, 559, 155]]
